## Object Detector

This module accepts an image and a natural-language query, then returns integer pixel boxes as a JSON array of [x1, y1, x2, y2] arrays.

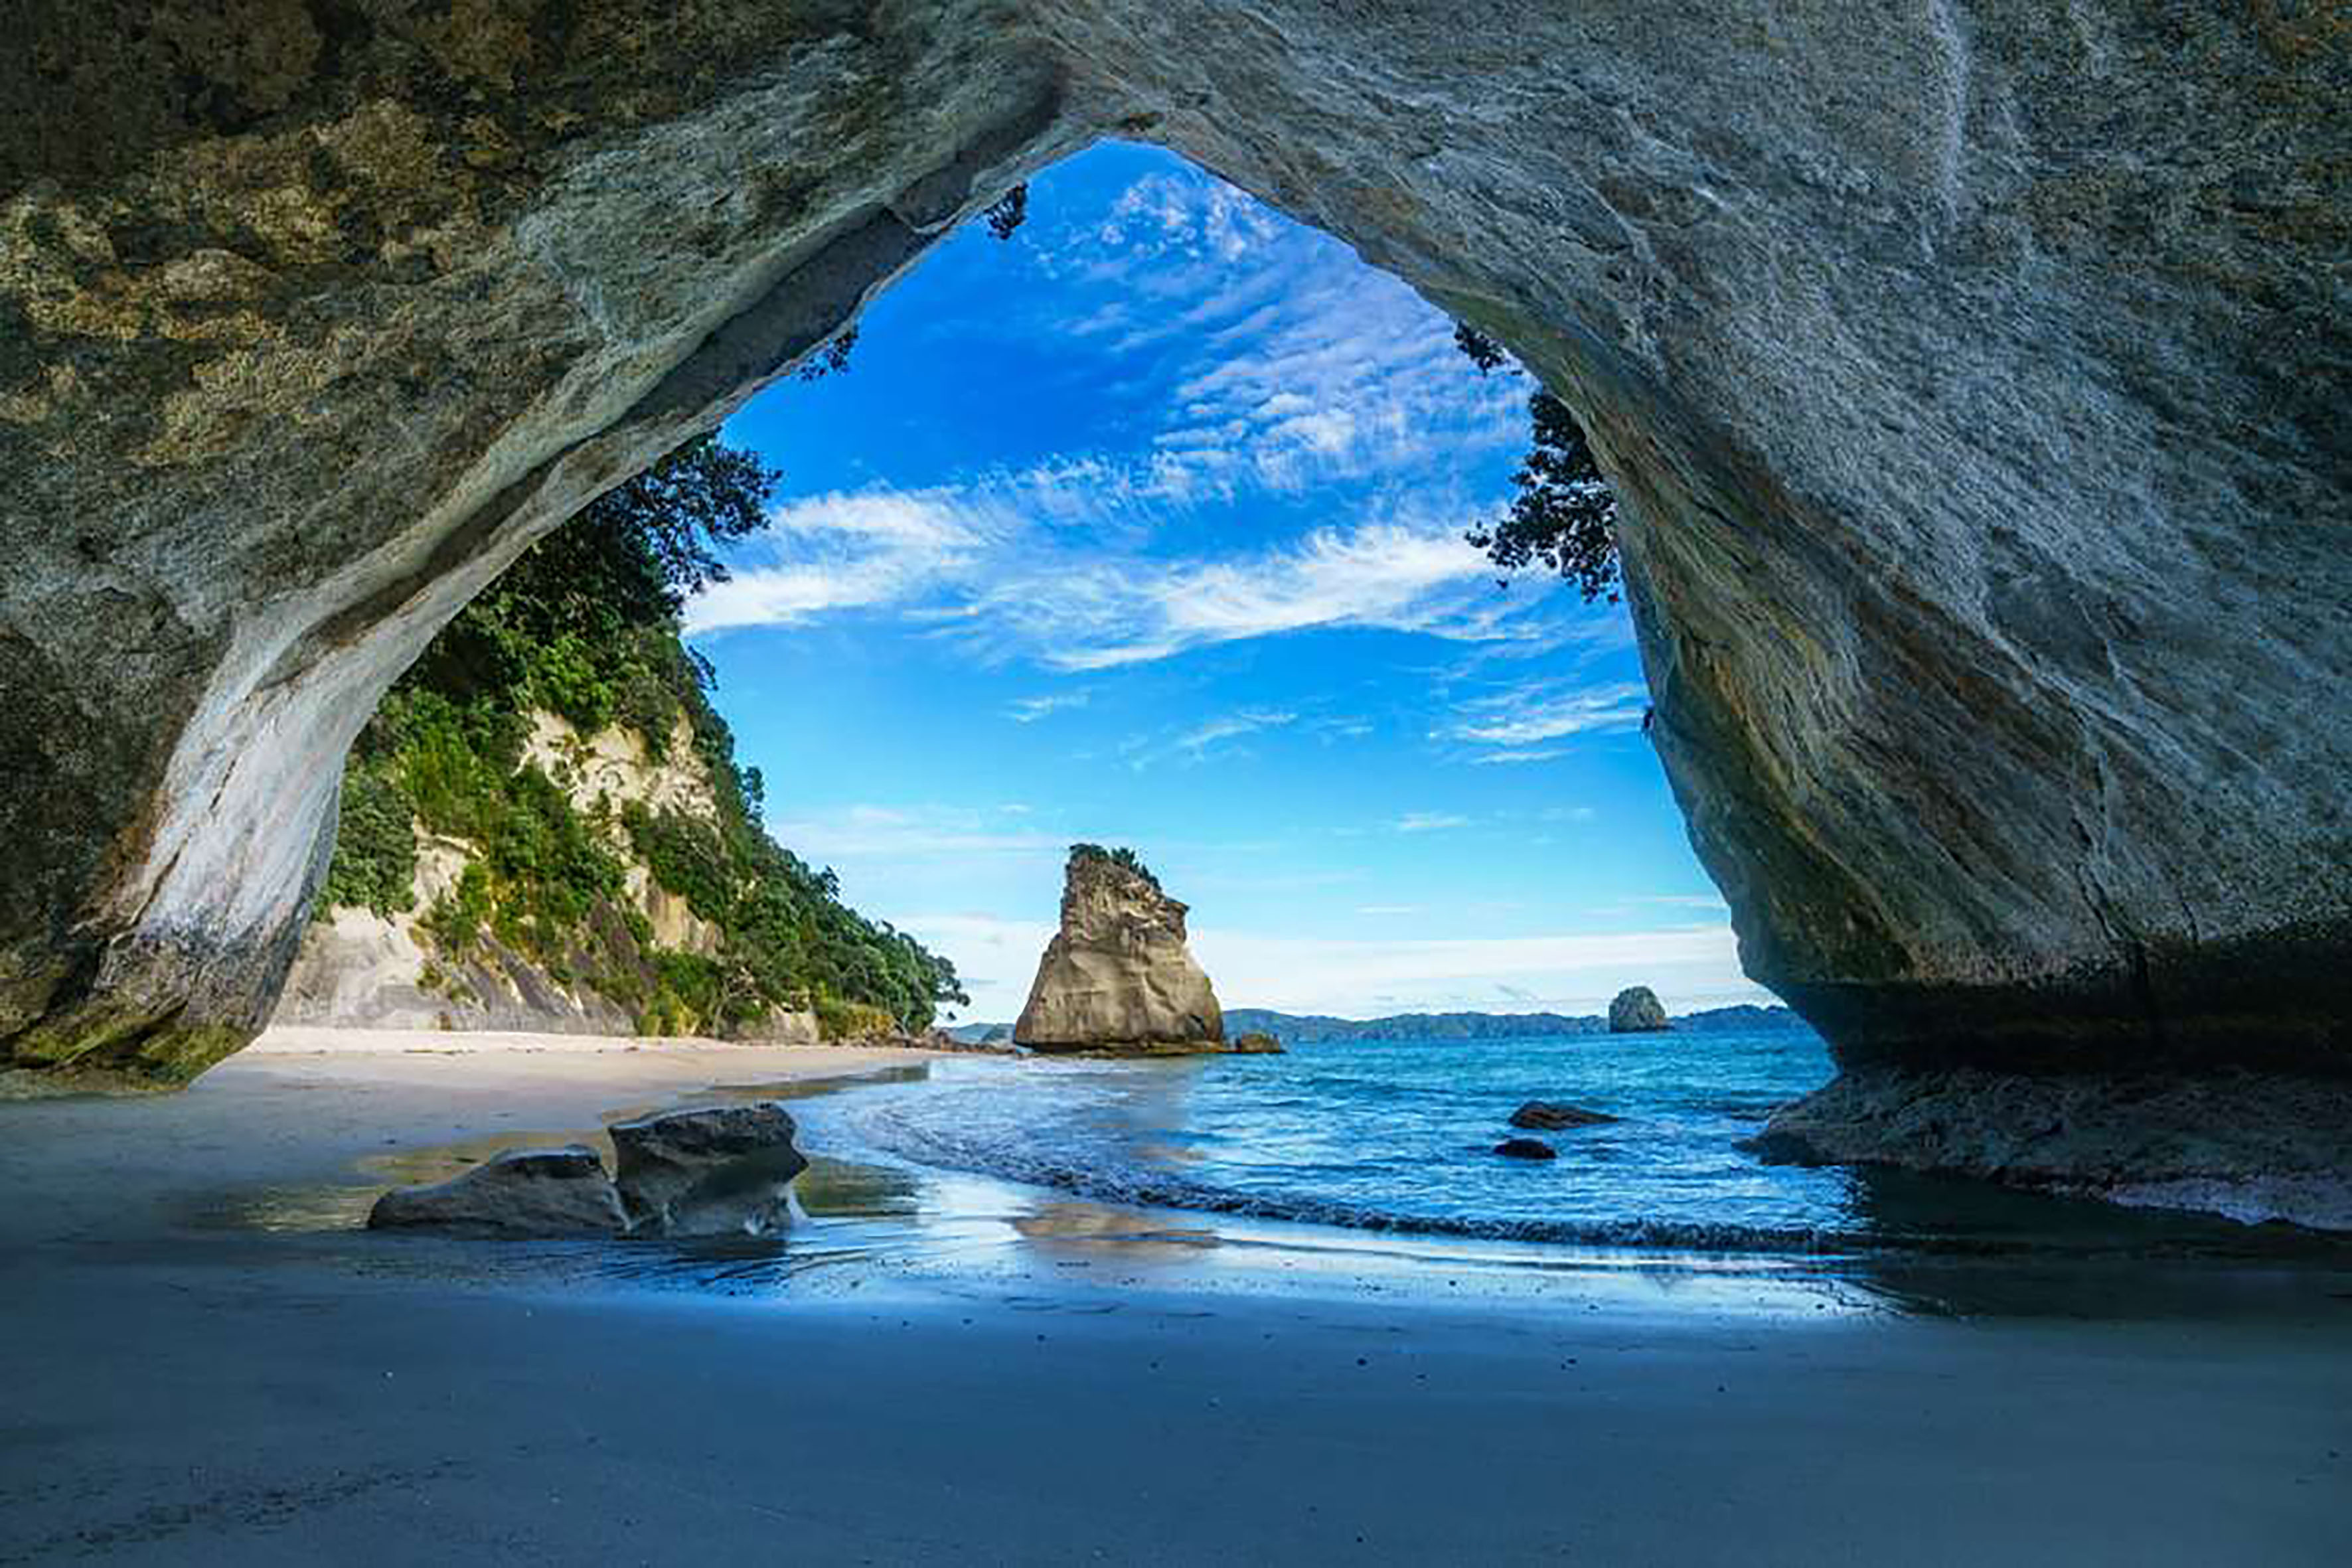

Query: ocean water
[[812, 1028, 2336, 1259], [826, 1027, 1857, 1251]]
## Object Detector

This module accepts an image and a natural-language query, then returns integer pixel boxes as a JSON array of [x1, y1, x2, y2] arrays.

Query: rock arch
[[2, 4, 2345, 1165]]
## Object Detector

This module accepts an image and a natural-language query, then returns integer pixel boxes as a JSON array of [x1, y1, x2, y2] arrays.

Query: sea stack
[[1014, 846, 1224, 1054], [1608, 987, 1670, 1034]]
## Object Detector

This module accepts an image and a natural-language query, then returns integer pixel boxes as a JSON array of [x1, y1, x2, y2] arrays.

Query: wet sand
[[3, 1031, 2347, 1564]]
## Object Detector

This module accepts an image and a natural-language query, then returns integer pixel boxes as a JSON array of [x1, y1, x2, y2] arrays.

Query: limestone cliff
[[1014, 848, 1223, 1053], [273, 711, 813, 1042]]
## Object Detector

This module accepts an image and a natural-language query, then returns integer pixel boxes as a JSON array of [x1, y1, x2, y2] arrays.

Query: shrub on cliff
[[321, 436, 967, 1034], [1067, 842, 1161, 892]]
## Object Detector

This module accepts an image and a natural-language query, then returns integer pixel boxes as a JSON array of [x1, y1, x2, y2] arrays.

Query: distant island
[[945, 1003, 1804, 1046]]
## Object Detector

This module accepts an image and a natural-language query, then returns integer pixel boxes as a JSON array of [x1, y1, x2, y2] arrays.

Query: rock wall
[[1014, 850, 1223, 1052], [271, 709, 814, 1042], [0, 1, 2345, 1164]]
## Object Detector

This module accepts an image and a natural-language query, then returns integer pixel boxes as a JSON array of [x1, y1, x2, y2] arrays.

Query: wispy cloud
[[1450, 680, 1650, 747], [760, 803, 1063, 862], [1468, 747, 1565, 766], [1006, 691, 1089, 724], [1008, 512, 1523, 672], [1174, 708, 1296, 756], [689, 161, 1559, 669], [689, 468, 1559, 670], [1393, 811, 1470, 833], [684, 489, 996, 635]]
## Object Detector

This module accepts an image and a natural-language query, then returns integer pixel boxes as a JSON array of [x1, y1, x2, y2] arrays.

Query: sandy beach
[[3, 1030, 2348, 1565]]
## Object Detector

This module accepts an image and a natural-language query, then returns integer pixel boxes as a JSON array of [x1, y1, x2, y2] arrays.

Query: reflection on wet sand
[[1010, 1199, 1222, 1261]]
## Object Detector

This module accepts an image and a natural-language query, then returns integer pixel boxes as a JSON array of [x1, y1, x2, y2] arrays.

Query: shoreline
[[5, 1031, 2351, 1562]]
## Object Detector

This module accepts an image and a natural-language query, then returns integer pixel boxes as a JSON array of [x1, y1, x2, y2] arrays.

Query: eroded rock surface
[[609, 1103, 807, 1237], [366, 1146, 626, 1236], [1748, 1068, 2352, 1231], [1, 3, 2347, 1204], [1014, 848, 1223, 1053]]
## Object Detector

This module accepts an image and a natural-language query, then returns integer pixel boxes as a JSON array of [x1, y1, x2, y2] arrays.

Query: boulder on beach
[[1608, 987, 1670, 1034], [1228, 1032, 1285, 1055], [367, 1146, 627, 1235], [1013, 846, 1224, 1054], [1510, 1101, 1618, 1131], [609, 1102, 809, 1237], [1492, 1137, 1558, 1161]]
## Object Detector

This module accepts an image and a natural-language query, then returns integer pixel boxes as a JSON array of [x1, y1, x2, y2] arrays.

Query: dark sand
[[3, 1033, 2348, 1565]]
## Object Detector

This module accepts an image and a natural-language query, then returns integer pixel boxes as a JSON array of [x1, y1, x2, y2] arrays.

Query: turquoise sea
[[799, 1026, 2315, 1258]]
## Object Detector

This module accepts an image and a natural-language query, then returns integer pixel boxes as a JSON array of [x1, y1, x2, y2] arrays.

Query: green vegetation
[[1454, 324, 1624, 604], [1068, 842, 1160, 892], [321, 435, 967, 1038], [984, 184, 1029, 240]]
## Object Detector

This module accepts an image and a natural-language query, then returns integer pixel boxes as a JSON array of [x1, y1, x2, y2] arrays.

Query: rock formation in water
[[367, 1103, 811, 1237], [1608, 988, 1670, 1034], [608, 1103, 807, 1237], [367, 1147, 628, 1237], [1510, 1101, 1618, 1131], [1745, 1069, 2352, 1233], [1014, 847, 1223, 1054], [1, 5, 2345, 1217]]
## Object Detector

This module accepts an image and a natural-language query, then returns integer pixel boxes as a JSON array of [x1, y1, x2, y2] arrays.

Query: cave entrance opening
[[291, 141, 1772, 1063], [576, 141, 1761, 1041]]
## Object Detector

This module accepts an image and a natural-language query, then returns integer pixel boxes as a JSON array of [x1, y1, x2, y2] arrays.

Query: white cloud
[[1451, 680, 1650, 746], [1355, 905, 1421, 917], [1469, 747, 1566, 766], [1022, 514, 1517, 672], [1174, 708, 1296, 756], [684, 489, 996, 635], [686, 164, 1576, 674], [1392, 811, 1470, 833], [760, 803, 1063, 862], [1006, 692, 1089, 724]]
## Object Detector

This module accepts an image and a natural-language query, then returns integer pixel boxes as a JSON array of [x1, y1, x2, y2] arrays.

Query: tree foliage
[[798, 327, 858, 380], [984, 183, 1030, 240], [1454, 327, 1624, 604], [323, 436, 967, 1036], [1069, 842, 1161, 893]]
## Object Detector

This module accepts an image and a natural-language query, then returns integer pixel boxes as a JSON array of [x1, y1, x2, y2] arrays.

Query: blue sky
[[694, 143, 1766, 1023]]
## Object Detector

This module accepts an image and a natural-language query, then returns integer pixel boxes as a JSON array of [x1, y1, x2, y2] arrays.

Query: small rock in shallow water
[[367, 1146, 626, 1235], [1228, 1032, 1285, 1054], [609, 1103, 807, 1237], [1510, 1101, 1617, 1131], [1493, 1137, 1558, 1161]]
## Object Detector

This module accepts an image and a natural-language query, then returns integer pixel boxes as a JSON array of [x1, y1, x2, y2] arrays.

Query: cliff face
[[1014, 851, 1223, 1053], [0, 3, 2345, 1204], [272, 711, 815, 1041]]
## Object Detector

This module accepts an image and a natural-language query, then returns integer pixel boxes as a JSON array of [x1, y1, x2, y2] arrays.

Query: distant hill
[[1220, 1003, 1806, 1044], [941, 1005, 1808, 1047]]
